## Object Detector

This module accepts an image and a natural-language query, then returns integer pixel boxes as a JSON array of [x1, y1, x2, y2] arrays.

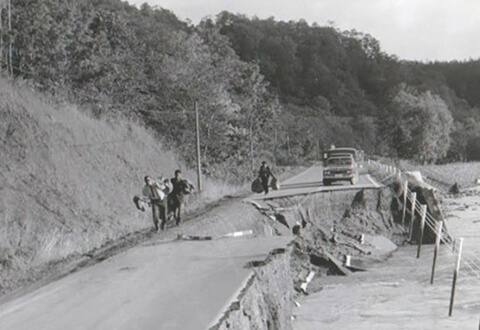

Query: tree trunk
[[273, 128, 277, 169], [249, 125, 254, 171], [287, 135, 291, 157], [204, 112, 215, 156]]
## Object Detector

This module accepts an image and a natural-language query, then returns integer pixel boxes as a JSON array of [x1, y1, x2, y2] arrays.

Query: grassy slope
[[0, 77, 238, 289], [398, 160, 480, 190]]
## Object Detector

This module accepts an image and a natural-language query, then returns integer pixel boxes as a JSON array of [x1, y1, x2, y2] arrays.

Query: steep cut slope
[[0, 78, 183, 293]]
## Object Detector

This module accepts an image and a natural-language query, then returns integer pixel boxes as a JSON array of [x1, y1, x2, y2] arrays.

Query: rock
[[449, 182, 461, 195], [274, 213, 290, 229], [409, 184, 444, 244]]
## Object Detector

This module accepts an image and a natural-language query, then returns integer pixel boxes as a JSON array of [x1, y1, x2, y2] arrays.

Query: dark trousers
[[170, 194, 184, 225], [261, 177, 269, 194], [151, 199, 167, 230]]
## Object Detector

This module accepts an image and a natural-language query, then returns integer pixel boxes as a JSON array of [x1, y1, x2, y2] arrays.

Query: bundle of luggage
[[251, 177, 263, 193], [133, 195, 148, 211], [270, 176, 280, 190], [251, 176, 280, 193], [177, 179, 194, 195]]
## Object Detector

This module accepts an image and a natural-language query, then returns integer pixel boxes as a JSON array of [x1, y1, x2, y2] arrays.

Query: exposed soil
[[209, 174, 446, 329], [205, 178, 413, 328]]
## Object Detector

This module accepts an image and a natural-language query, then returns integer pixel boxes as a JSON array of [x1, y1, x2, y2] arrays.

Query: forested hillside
[[214, 12, 480, 163], [2, 0, 480, 174]]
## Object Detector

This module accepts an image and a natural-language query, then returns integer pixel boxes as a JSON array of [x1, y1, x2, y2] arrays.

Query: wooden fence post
[[430, 221, 443, 284], [401, 180, 409, 225], [416, 205, 427, 258], [449, 238, 464, 317], [408, 192, 417, 241]]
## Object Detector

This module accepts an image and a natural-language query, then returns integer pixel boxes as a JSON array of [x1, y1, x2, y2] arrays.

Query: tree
[[381, 84, 453, 163], [417, 91, 453, 163], [466, 136, 480, 161]]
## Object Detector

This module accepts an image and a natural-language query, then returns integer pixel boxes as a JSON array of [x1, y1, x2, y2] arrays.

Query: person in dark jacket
[[258, 161, 273, 194], [169, 170, 194, 226]]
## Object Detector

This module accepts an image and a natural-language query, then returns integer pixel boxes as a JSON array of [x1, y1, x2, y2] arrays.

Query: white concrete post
[[344, 255, 351, 267]]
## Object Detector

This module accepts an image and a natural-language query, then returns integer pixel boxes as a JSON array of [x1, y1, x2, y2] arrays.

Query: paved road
[[0, 237, 292, 330], [248, 163, 381, 200]]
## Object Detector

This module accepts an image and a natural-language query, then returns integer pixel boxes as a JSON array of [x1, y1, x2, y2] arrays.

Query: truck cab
[[322, 148, 359, 186], [323, 147, 358, 162]]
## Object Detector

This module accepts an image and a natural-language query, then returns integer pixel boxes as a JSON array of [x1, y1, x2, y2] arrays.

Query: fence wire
[[370, 160, 480, 281], [407, 189, 480, 276]]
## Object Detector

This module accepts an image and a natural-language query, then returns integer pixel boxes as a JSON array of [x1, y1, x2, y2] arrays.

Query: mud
[[210, 180, 411, 329], [212, 246, 294, 330]]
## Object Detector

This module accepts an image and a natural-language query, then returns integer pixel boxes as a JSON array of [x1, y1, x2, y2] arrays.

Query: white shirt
[[142, 180, 172, 201]]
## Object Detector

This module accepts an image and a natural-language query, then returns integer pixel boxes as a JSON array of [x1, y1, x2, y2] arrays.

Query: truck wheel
[[323, 180, 330, 186]]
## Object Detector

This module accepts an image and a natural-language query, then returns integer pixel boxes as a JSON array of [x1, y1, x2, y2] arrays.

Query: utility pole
[[0, 2, 3, 69], [7, 0, 12, 76], [0, 5, 3, 71], [195, 102, 202, 192]]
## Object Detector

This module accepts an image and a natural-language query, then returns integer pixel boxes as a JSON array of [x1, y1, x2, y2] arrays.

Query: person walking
[[142, 175, 172, 231], [170, 170, 194, 226], [258, 161, 273, 195]]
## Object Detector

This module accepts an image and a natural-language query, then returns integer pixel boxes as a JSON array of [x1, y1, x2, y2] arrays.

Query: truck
[[322, 147, 360, 186]]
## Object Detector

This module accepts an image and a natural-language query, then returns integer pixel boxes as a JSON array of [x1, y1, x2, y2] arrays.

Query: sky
[[127, 0, 480, 62]]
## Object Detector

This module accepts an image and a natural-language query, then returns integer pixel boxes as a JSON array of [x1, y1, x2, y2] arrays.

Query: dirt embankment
[[200, 181, 411, 329], [211, 247, 294, 330], [0, 78, 180, 295]]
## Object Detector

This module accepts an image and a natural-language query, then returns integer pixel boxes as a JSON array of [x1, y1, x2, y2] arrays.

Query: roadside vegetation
[[0, 77, 241, 295]]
